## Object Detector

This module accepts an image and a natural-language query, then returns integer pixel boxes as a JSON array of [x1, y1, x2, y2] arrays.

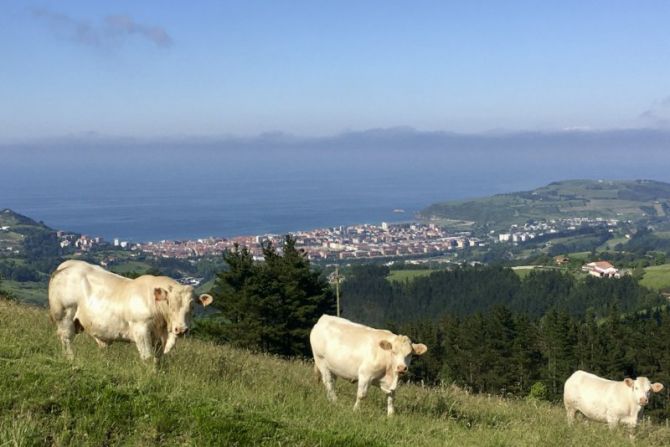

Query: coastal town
[[138, 222, 480, 262], [49, 216, 626, 264]]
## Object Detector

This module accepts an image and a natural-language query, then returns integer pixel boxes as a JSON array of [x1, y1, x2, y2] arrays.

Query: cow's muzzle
[[639, 397, 649, 406], [396, 365, 408, 375]]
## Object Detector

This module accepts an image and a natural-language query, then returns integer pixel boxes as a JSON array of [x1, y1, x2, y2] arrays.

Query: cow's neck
[[154, 301, 172, 327]]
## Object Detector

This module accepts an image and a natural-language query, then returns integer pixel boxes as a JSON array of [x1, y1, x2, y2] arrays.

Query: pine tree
[[207, 236, 335, 357], [540, 308, 577, 398], [510, 313, 544, 394]]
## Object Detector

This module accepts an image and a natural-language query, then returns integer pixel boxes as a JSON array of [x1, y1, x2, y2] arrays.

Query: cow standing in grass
[[564, 370, 664, 430], [310, 314, 428, 416], [48, 260, 213, 362]]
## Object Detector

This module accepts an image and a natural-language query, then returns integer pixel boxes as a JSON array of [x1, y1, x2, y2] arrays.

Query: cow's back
[[48, 260, 128, 320], [310, 315, 389, 380]]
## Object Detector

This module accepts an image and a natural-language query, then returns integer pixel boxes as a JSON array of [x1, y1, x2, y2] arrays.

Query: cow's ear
[[379, 340, 392, 351], [154, 288, 168, 302], [652, 382, 664, 393], [624, 378, 634, 388], [412, 343, 428, 356], [198, 294, 213, 307]]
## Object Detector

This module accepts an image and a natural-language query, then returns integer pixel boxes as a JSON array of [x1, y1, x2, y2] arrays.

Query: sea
[[2, 132, 670, 242], [0, 168, 508, 242]]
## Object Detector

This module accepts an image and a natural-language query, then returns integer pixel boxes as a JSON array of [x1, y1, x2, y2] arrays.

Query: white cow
[[310, 314, 428, 416], [564, 370, 664, 429], [48, 260, 213, 362]]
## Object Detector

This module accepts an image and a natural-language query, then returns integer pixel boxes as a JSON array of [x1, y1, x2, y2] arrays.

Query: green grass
[[387, 269, 436, 282], [597, 237, 629, 252], [640, 264, 670, 291], [2, 298, 669, 446], [565, 251, 591, 260], [511, 267, 537, 279], [0, 280, 47, 305], [109, 261, 153, 275]]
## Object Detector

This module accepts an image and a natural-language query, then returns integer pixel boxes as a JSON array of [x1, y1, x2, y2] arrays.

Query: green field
[[641, 264, 670, 291], [0, 280, 47, 305], [562, 251, 590, 261], [597, 236, 629, 252], [387, 269, 436, 282], [511, 266, 537, 279], [109, 261, 154, 275], [2, 298, 669, 446]]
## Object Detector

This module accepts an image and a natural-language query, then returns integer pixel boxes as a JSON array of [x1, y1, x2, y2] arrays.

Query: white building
[[582, 261, 620, 278]]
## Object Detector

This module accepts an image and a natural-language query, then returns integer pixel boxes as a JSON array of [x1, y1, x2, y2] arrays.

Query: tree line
[[340, 264, 662, 325], [395, 304, 670, 420]]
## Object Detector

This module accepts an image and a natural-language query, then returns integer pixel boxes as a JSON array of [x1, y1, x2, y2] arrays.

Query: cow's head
[[379, 335, 428, 377], [153, 285, 213, 336], [624, 377, 664, 406]]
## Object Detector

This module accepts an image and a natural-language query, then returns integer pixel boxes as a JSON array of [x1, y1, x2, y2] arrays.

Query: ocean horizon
[[3, 130, 670, 242]]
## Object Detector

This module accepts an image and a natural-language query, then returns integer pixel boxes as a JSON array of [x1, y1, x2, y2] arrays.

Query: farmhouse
[[582, 261, 620, 278], [554, 255, 570, 266]]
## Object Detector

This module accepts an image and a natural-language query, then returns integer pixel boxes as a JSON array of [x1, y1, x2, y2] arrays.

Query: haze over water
[[2, 130, 670, 242], [3, 2, 670, 242]]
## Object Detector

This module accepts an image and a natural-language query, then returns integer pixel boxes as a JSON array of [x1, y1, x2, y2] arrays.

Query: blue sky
[[2, 1, 670, 140]]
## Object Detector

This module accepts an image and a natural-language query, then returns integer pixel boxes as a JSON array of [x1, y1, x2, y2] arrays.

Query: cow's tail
[[313, 362, 322, 383], [48, 293, 65, 323], [48, 263, 72, 323]]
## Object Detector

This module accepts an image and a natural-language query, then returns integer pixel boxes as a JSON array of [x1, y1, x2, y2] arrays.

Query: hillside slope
[[0, 208, 54, 254], [420, 179, 670, 230], [2, 299, 669, 446]]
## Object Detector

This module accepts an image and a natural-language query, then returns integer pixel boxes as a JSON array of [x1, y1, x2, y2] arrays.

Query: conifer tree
[[209, 236, 335, 357]]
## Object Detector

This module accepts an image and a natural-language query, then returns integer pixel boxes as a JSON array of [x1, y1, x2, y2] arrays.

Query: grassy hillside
[[641, 264, 670, 291], [387, 269, 436, 282], [2, 299, 669, 446], [0, 208, 53, 253], [420, 179, 670, 230]]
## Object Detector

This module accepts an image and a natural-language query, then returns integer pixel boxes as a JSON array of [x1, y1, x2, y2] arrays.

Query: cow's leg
[[386, 390, 396, 416], [606, 413, 619, 430], [55, 308, 76, 359], [315, 359, 337, 402], [353, 377, 372, 411], [565, 405, 576, 426], [131, 325, 156, 362], [622, 417, 638, 439], [93, 337, 109, 349]]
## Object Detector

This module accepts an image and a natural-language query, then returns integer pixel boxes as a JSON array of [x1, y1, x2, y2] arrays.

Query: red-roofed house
[[582, 261, 620, 278]]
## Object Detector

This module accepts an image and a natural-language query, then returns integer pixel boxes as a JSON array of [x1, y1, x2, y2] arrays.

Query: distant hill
[[0, 208, 48, 228], [0, 208, 55, 254], [0, 209, 65, 299], [420, 179, 670, 230]]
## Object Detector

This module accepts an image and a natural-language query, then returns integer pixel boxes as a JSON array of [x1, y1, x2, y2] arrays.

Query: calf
[[310, 314, 427, 416], [564, 370, 664, 429]]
